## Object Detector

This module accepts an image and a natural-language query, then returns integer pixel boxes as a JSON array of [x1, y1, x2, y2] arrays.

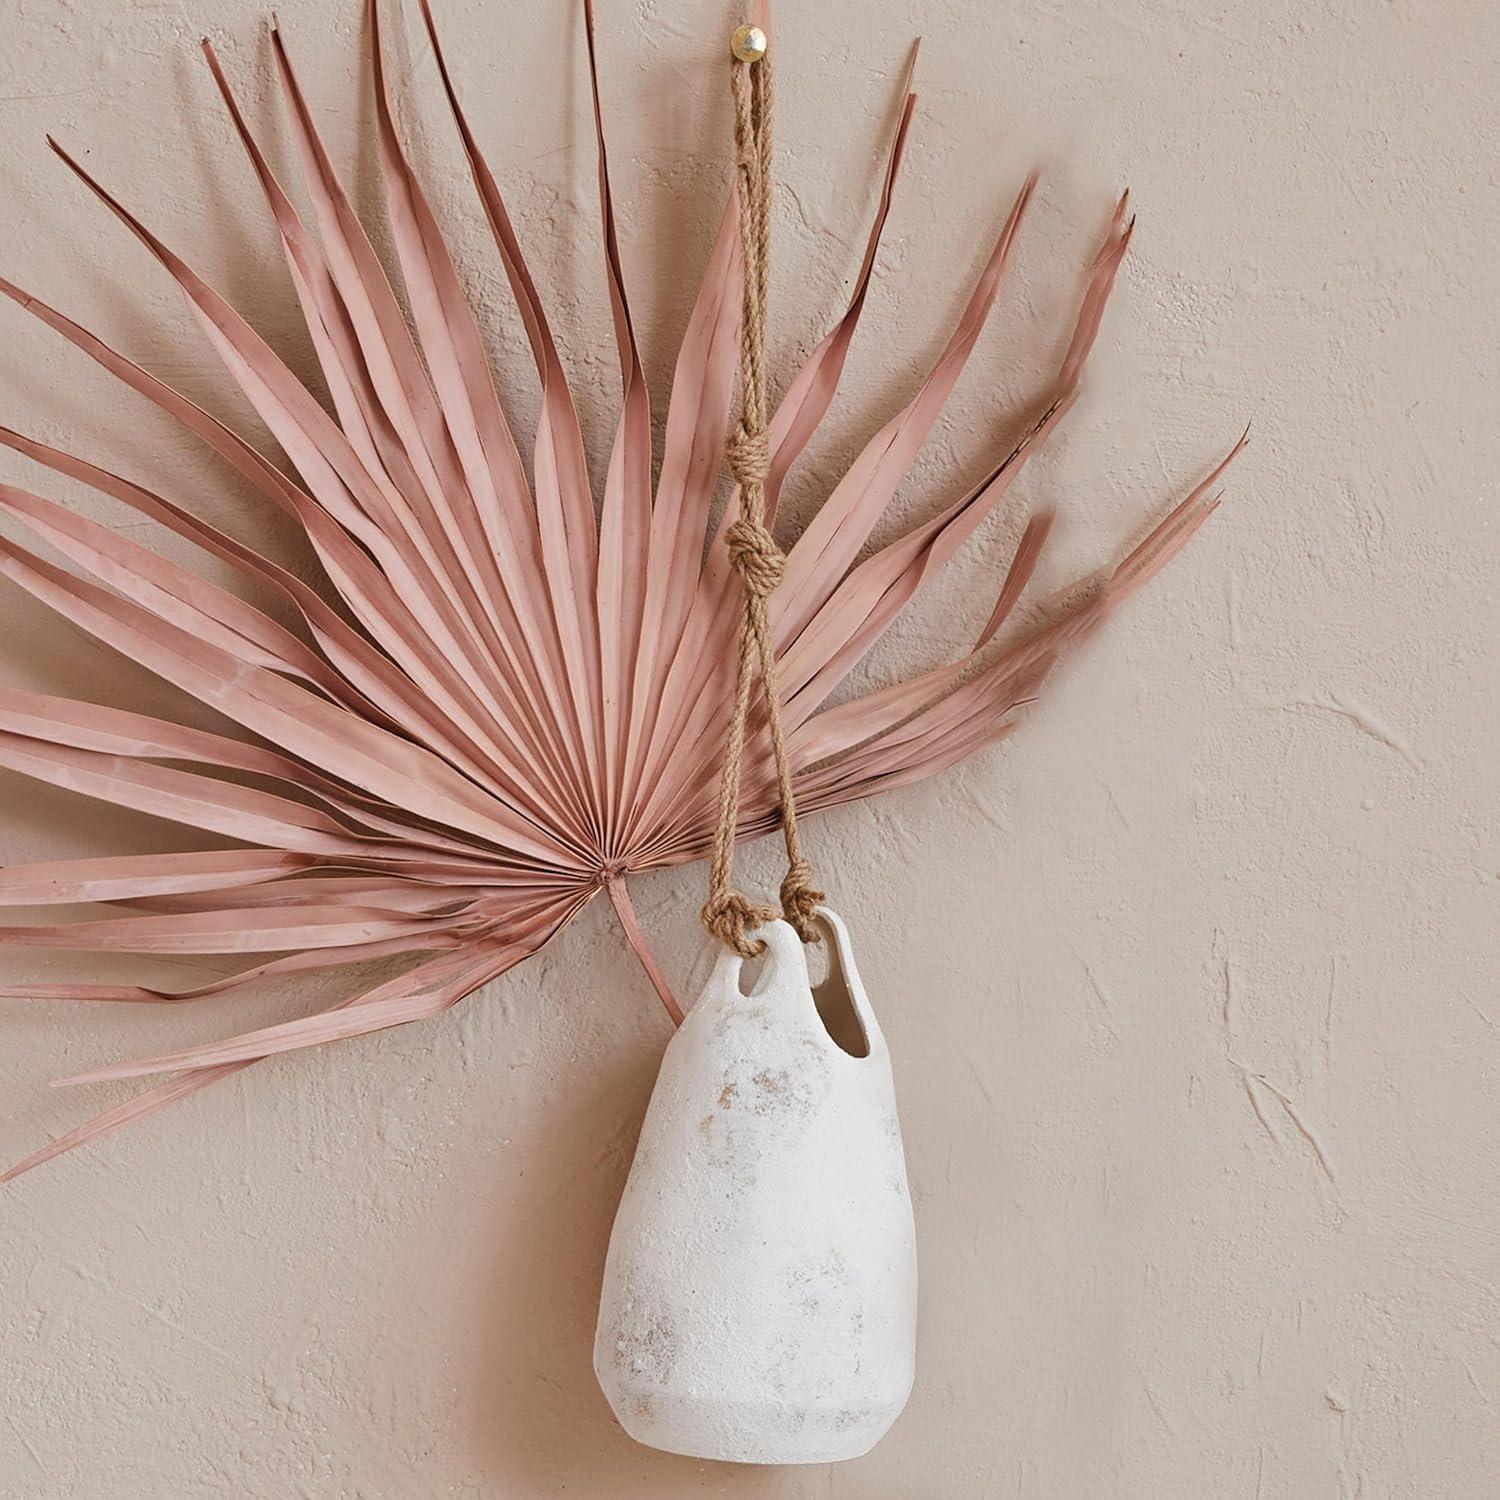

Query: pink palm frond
[[0, 0, 1240, 1179]]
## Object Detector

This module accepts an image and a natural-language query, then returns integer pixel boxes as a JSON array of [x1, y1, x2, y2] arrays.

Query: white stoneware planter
[[594, 907, 917, 1464]]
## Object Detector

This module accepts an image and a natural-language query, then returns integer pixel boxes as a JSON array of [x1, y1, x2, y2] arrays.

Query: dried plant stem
[[608, 876, 685, 1026]]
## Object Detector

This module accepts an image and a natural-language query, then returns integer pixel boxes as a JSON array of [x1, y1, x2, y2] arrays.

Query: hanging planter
[[595, 909, 917, 1464]]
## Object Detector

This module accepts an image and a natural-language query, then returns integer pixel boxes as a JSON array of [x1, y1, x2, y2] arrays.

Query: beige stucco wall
[[2, 1, 1496, 1494]]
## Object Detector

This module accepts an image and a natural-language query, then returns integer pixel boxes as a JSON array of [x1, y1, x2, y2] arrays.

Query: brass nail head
[[730, 23, 767, 62]]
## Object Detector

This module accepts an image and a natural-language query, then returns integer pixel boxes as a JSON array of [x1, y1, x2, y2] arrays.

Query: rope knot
[[779, 858, 825, 943], [725, 420, 771, 487], [700, 888, 778, 958], [725, 516, 785, 598]]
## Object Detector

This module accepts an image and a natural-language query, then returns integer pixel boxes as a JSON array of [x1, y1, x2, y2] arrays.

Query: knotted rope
[[701, 25, 824, 958]]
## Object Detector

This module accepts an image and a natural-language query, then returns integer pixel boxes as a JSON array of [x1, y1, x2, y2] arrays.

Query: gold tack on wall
[[730, 23, 768, 62]]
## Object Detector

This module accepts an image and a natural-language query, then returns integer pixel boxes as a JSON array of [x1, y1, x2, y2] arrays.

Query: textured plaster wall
[[1, 0, 1496, 1495]]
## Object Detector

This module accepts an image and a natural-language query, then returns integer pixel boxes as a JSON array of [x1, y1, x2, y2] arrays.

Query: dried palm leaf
[[0, 0, 1241, 1180]]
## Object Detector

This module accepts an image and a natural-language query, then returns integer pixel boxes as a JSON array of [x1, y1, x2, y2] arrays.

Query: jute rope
[[700, 29, 824, 958]]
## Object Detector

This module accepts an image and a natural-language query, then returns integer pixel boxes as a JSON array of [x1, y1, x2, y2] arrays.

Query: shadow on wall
[[466, 1044, 746, 1494]]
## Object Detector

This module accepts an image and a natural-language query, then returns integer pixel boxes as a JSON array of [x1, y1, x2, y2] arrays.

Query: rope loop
[[701, 31, 826, 959], [701, 889, 778, 958], [778, 858, 825, 943]]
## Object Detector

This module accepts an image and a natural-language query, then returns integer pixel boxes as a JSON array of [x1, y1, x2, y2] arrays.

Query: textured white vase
[[594, 907, 917, 1464]]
